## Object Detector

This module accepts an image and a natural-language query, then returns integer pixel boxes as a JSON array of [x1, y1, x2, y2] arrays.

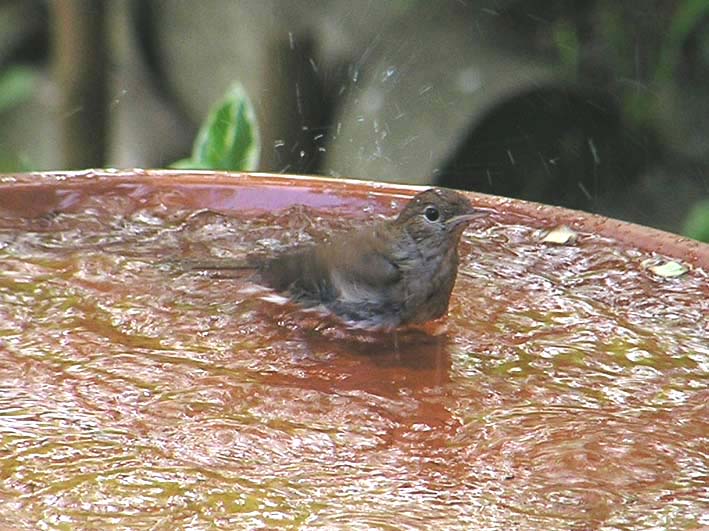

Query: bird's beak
[[448, 211, 487, 227]]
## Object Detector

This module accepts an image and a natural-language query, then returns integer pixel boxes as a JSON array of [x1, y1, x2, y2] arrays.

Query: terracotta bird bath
[[0, 169, 706, 530]]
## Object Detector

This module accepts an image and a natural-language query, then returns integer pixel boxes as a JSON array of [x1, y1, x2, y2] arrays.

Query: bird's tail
[[166, 257, 256, 279]]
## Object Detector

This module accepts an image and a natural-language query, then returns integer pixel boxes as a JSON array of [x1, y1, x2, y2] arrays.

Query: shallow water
[[0, 191, 707, 530]]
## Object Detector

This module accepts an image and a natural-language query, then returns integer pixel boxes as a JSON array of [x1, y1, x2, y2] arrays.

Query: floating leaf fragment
[[539, 225, 578, 245], [643, 259, 689, 278]]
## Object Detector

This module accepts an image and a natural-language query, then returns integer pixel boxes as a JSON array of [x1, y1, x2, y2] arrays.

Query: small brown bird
[[189, 188, 482, 329]]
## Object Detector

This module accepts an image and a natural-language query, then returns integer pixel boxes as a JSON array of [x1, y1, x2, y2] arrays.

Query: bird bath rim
[[0, 168, 706, 268]]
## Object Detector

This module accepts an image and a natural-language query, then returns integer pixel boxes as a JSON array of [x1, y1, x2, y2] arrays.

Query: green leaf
[[173, 82, 260, 171], [170, 158, 209, 170]]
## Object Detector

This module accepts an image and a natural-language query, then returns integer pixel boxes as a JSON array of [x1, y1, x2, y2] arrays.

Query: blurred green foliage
[[549, 0, 709, 130], [657, 0, 709, 81], [682, 200, 709, 242], [0, 65, 35, 112], [0, 65, 36, 171], [171, 82, 260, 171], [552, 19, 580, 73]]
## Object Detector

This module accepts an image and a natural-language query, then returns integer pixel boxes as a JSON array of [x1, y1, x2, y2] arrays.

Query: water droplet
[[419, 84, 433, 95], [507, 149, 516, 165], [588, 137, 600, 165], [382, 66, 397, 82]]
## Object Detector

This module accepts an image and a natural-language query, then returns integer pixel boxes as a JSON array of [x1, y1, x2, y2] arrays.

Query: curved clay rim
[[1, 169, 707, 268]]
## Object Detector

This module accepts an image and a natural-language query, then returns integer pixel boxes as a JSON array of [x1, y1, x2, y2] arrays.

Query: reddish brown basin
[[0, 169, 706, 530]]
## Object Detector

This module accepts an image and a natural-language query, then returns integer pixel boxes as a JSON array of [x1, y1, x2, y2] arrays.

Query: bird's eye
[[423, 205, 440, 222]]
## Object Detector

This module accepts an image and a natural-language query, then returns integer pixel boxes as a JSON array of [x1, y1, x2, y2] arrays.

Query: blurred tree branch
[[51, 0, 107, 168]]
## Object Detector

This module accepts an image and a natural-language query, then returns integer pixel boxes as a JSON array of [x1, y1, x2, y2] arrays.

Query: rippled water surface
[[0, 186, 707, 530]]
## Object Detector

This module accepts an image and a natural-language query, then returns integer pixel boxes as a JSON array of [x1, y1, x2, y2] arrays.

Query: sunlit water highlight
[[0, 196, 707, 530]]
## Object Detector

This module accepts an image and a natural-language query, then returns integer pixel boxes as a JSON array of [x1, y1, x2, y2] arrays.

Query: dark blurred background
[[1, 0, 708, 236]]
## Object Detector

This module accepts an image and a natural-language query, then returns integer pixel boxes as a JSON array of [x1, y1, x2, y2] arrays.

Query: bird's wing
[[321, 228, 404, 305]]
